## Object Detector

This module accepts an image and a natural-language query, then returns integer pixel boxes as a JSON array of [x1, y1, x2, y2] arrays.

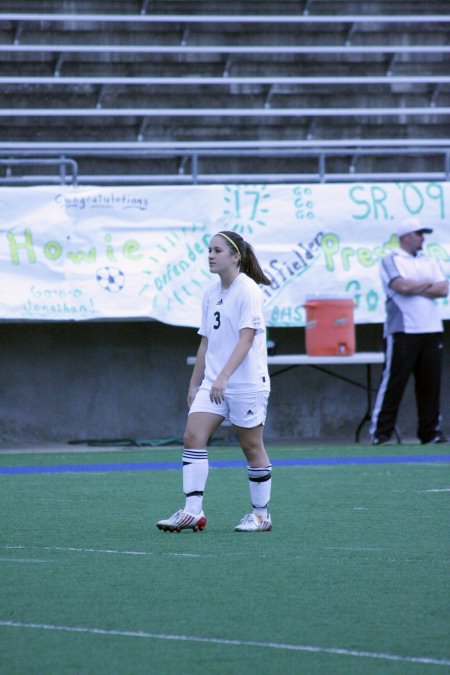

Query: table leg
[[355, 364, 373, 443]]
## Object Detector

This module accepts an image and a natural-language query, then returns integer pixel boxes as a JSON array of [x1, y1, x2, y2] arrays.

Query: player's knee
[[241, 443, 264, 465], [183, 428, 196, 447], [183, 427, 207, 448]]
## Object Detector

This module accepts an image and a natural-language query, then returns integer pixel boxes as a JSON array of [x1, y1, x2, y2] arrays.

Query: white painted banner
[[0, 183, 449, 327]]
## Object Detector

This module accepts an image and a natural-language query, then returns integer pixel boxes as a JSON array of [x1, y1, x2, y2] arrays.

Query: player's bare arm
[[187, 336, 208, 407]]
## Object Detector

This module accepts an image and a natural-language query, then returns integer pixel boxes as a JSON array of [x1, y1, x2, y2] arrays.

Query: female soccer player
[[157, 230, 273, 533]]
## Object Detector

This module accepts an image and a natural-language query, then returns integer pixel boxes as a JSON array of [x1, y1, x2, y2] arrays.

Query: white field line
[[5, 545, 257, 559], [421, 488, 450, 493], [0, 545, 380, 561], [325, 546, 381, 551], [0, 557, 55, 564], [5, 545, 202, 558], [7, 545, 155, 556], [0, 620, 449, 667], [5, 545, 449, 564]]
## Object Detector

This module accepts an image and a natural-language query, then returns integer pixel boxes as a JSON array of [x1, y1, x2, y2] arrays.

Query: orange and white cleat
[[156, 509, 206, 533]]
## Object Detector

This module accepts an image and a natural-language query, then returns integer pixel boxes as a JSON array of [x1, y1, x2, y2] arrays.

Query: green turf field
[[0, 443, 449, 674]]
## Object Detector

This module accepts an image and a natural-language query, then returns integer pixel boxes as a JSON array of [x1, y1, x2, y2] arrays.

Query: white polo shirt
[[199, 273, 270, 393], [380, 248, 446, 335]]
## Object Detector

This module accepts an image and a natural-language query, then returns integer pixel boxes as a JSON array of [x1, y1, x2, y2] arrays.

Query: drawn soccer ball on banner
[[96, 266, 125, 293]]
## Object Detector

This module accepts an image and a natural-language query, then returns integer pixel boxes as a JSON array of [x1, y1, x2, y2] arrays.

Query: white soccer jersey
[[380, 248, 446, 335], [198, 273, 270, 393]]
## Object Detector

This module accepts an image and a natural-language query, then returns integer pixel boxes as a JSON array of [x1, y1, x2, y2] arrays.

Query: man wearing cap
[[370, 217, 449, 445]]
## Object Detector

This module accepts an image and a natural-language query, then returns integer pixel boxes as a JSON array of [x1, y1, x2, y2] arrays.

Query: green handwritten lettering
[[426, 183, 445, 219], [356, 247, 375, 267], [123, 240, 143, 261], [371, 186, 389, 219], [384, 235, 398, 252], [104, 234, 117, 262], [426, 243, 450, 263], [367, 289, 379, 311], [44, 241, 63, 261], [341, 247, 355, 271], [7, 228, 36, 265], [349, 185, 389, 220], [320, 233, 340, 271], [345, 280, 361, 308], [66, 249, 97, 264], [349, 186, 370, 220]]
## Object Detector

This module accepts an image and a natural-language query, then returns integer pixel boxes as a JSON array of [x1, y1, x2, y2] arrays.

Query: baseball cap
[[397, 217, 433, 238]]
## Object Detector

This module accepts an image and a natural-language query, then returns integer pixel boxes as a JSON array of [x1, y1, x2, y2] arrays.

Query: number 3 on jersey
[[213, 311, 221, 329]]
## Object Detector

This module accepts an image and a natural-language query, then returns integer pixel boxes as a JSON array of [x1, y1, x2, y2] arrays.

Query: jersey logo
[[216, 299, 223, 305]]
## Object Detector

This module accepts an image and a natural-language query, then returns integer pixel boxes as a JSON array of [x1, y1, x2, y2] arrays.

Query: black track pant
[[370, 332, 444, 443]]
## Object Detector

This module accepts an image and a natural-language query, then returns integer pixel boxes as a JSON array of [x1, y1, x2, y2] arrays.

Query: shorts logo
[[246, 409, 254, 415]]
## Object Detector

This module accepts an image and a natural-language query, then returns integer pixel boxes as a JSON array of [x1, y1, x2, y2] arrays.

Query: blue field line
[[0, 455, 449, 475]]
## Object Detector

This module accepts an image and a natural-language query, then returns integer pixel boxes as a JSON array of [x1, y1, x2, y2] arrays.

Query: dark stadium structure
[[0, 2, 448, 444], [0, 1, 449, 185]]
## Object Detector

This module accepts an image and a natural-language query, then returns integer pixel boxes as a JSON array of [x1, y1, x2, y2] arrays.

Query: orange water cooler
[[304, 295, 356, 356]]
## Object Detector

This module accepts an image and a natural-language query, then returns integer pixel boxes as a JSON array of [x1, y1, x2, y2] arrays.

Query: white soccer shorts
[[189, 387, 269, 428]]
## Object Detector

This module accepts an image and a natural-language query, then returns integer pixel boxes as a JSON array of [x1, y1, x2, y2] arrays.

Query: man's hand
[[419, 279, 449, 299], [390, 277, 433, 296]]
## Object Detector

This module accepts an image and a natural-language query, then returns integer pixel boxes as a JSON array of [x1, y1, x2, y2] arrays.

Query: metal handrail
[[0, 172, 447, 186], [1, 44, 449, 54], [0, 158, 78, 185], [1, 107, 448, 117], [1, 13, 450, 23], [1, 75, 449, 85], [0, 148, 448, 185], [1, 139, 448, 150]]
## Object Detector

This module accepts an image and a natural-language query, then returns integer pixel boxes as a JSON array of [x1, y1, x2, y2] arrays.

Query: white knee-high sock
[[182, 449, 209, 514], [247, 465, 272, 518]]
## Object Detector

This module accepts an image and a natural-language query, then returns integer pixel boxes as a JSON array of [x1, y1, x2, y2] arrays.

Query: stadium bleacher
[[0, 0, 449, 184]]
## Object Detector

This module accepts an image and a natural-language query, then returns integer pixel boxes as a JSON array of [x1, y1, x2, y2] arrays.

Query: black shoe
[[371, 435, 391, 446], [421, 434, 448, 445]]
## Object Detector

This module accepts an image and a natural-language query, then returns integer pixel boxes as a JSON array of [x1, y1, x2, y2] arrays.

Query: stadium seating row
[[0, 7, 449, 184]]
